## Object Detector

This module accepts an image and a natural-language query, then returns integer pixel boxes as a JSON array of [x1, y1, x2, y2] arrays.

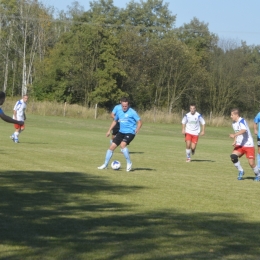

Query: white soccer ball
[[111, 160, 121, 170]]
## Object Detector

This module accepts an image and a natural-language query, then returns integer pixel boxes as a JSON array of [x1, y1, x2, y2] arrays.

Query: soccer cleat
[[126, 162, 132, 172], [10, 135, 15, 142], [97, 164, 107, 170], [186, 158, 191, 162], [237, 171, 244, 180], [254, 176, 260, 182]]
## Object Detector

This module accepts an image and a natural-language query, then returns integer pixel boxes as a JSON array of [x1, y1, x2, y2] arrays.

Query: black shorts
[[113, 132, 135, 146], [257, 137, 260, 147], [111, 122, 120, 135]]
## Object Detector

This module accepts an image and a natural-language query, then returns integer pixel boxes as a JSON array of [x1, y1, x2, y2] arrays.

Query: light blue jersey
[[115, 108, 141, 134], [254, 112, 260, 138], [112, 104, 122, 116]]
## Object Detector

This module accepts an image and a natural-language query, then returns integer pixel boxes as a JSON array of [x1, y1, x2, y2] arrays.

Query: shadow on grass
[[22, 142, 49, 145], [243, 176, 256, 181], [0, 170, 260, 259], [133, 167, 156, 171], [191, 159, 216, 162]]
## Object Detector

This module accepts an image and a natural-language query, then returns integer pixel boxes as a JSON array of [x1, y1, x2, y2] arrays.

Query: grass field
[[0, 114, 260, 260]]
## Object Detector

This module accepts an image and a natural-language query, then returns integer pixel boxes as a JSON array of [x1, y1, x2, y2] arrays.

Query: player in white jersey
[[10, 95, 28, 143], [182, 104, 205, 162], [229, 108, 260, 181]]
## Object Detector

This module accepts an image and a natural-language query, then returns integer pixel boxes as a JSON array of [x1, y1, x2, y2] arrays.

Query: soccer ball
[[111, 160, 121, 170]]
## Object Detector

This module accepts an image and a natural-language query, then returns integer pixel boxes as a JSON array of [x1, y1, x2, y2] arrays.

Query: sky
[[43, 0, 260, 46]]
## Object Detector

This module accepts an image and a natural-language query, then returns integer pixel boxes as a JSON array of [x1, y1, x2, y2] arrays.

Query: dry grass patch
[[2, 97, 256, 126]]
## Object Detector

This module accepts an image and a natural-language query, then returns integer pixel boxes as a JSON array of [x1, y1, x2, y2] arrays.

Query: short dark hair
[[231, 108, 240, 116], [120, 97, 129, 103], [190, 103, 196, 107], [0, 91, 6, 99]]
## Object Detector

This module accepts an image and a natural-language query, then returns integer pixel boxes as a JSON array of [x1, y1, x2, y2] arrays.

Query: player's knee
[[230, 154, 238, 163]]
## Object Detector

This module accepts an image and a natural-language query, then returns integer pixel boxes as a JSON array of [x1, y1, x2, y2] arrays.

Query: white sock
[[186, 149, 191, 158], [234, 161, 243, 172], [252, 166, 259, 176], [14, 132, 19, 139]]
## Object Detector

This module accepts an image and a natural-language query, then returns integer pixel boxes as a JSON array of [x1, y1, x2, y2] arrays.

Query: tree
[[122, 0, 176, 36], [177, 17, 218, 66], [147, 33, 205, 113], [207, 45, 245, 116], [237, 44, 260, 114]]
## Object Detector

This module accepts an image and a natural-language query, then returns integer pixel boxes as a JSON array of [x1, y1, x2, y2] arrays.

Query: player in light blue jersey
[[98, 97, 142, 172], [0, 92, 24, 127], [254, 111, 260, 171]]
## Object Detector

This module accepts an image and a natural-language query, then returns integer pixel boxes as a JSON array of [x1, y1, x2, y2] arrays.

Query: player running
[[98, 97, 142, 172], [182, 103, 205, 162], [229, 108, 260, 181], [10, 94, 28, 143]]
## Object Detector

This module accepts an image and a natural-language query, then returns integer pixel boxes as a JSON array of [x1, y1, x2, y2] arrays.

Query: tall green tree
[[237, 44, 260, 114], [147, 32, 205, 113], [207, 46, 245, 116]]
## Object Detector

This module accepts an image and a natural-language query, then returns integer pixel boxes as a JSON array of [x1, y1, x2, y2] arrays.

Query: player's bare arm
[[0, 113, 24, 125], [182, 124, 186, 135], [254, 123, 258, 135], [110, 112, 115, 119], [106, 120, 117, 137], [13, 110, 17, 120], [135, 120, 142, 134], [200, 125, 205, 136], [229, 129, 246, 139]]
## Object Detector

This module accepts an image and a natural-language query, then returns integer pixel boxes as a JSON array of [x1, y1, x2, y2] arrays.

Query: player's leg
[[248, 158, 259, 179], [110, 134, 115, 144], [230, 148, 244, 180], [191, 135, 199, 155], [257, 137, 260, 169], [120, 134, 135, 171], [12, 124, 22, 143], [245, 147, 260, 181], [110, 122, 120, 144], [98, 136, 120, 169], [10, 126, 15, 141], [185, 134, 192, 162]]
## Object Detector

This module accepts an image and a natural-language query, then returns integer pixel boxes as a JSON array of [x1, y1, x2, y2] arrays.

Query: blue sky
[[44, 0, 260, 46]]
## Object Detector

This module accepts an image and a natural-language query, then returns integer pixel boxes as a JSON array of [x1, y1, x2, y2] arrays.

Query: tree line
[[1, 0, 260, 116]]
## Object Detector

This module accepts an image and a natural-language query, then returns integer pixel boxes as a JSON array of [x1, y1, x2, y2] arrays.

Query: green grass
[[0, 114, 260, 259]]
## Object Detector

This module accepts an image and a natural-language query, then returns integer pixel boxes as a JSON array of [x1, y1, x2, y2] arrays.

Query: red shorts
[[233, 146, 255, 159], [185, 133, 199, 144], [14, 123, 25, 130]]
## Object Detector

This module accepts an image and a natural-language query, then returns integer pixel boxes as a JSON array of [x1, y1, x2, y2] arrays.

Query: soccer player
[[10, 94, 28, 143], [181, 103, 205, 162], [253, 111, 260, 171], [0, 92, 24, 126], [98, 97, 142, 172], [229, 108, 260, 181]]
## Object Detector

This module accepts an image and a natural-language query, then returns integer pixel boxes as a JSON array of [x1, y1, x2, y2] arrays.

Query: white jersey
[[182, 112, 205, 136], [13, 99, 27, 121], [232, 117, 254, 147]]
